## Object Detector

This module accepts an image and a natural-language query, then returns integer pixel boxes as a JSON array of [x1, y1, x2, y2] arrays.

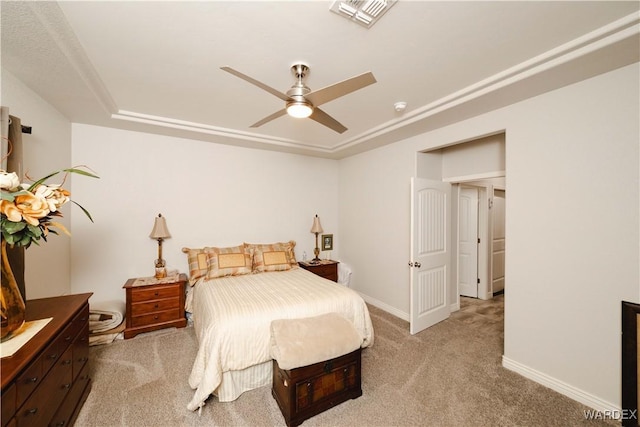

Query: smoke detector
[[330, 0, 397, 28], [394, 101, 407, 112]]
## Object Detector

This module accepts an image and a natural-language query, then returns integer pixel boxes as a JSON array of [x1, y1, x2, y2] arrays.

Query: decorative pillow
[[205, 244, 252, 279], [182, 247, 208, 286], [246, 241, 298, 273]]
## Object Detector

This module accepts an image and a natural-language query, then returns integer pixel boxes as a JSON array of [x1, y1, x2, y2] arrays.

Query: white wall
[[70, 124, 339, 304], [1, 69, 73, 299], [338, 62, 639, 410], [440, 133, 505, 180]]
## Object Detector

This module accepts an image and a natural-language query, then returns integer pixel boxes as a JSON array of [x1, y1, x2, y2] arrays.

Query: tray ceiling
[[2, 1, 639, 158]]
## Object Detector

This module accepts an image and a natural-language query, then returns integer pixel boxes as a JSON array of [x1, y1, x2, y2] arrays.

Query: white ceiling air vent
[[330, 0, 397, 28]]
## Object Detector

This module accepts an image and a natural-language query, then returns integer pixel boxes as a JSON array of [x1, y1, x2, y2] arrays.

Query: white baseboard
[[502, 356, 620, 413], [358, 292, 459, 321], [358, 292, 409, 321]]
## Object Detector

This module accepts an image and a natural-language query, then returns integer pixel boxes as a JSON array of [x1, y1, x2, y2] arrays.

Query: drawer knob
[[47, 353, 58, 359], [55, 421, 66, 427], [154, 304, 159, 308], [27, 376, 38, 383], [26, 408, 38, 415], [62, 359, 72, 365], [154, 292, 159, 296], [154, 315, 159, 320]]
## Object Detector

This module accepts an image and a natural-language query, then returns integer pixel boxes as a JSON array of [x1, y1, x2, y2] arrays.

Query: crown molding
[[27, 2, 117, 116]]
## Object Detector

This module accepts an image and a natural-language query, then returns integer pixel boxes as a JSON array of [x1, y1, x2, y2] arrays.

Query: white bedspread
[[187, 268, 374, 411]]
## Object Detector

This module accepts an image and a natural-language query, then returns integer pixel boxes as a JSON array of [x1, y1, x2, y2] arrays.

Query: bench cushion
[[270, 313, 362, 370]]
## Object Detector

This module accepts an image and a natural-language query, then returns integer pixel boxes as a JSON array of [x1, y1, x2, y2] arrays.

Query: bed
[[183, 243, 374, 412]]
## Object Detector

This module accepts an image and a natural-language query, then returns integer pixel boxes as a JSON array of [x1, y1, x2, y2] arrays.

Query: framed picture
[[622, 300, 640, 427], [322, 234, 333, 251]]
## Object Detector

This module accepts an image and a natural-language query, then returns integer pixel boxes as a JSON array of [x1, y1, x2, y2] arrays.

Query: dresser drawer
[[72, 323, 90, 381], [1, 383, 16, 427], [49, 361, 91, 427], [41, 318, 78, 376], [15, 357, 42, 410], [16, 346, 73, 427], [131, 309, 181, 328], [130, 284, 181, 303], [131, 297, 180, 316]]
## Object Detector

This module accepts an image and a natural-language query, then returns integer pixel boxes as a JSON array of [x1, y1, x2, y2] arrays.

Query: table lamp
[[150, 213, 171, 278], [310, 214, 323, 263]]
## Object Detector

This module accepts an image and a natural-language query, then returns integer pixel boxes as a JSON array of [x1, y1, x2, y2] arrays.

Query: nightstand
[[298, 260, 339, 282], [123, 273, 187, 339]]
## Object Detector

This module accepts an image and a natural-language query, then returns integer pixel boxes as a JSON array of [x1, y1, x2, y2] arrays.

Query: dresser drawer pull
[[25, 408, 38, 415], [154, 292, 159, 296], [78, 357, 89, 363], [154, 304, 159, 308], [62, 359, 72, 365], [62, 383, 72, 390], [47, 353, 59, 359], [65, 335, 72, 342], [55, 421, 66, 427], [80, 374, 90, 380], [154, 315, 159, 320], [26, 376, 38, 383]]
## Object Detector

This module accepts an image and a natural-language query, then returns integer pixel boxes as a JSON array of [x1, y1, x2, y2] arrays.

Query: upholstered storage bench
[[270, 313, 363, 427]]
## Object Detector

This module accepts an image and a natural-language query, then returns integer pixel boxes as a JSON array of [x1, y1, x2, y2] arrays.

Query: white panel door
[[459, 186, 479, 298], [410, 178, 451, 335]]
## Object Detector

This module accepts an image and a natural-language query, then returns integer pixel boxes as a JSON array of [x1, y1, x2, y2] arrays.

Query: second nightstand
[[123, 273, 187, 339], [298, 260, 339, 282]]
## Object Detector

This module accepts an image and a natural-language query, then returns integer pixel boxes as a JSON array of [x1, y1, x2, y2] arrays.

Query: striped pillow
[[183, 247, 208, 286], [205, 244, 252, 279], [246, 241, 298, 273]]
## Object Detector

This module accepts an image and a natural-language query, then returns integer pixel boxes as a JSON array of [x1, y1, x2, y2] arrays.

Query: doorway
[[455, 182, 506, 300]]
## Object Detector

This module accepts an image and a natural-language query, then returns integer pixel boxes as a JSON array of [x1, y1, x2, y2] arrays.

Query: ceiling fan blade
[[305, 72, 376, 107], [309, 107, 348, 134], [221, 66, 290, 102], [250, 109, 288, 128]]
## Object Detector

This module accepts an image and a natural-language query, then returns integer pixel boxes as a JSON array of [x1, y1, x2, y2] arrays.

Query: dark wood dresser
[[123, 274, 187, 339], [1, 293, 92, 427], [298, 260, 339, 282]]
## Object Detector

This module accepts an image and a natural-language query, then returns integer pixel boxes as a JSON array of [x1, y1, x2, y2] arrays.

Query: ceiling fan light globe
[[286, 101, 313, 118]]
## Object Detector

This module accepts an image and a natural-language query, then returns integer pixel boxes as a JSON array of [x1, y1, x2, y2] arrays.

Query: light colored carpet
[[75, 296, 614, 426]]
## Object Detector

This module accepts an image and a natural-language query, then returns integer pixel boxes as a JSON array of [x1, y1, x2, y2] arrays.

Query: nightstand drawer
[[130, 284, 181, 302], [131, 309, 181, 328], [131, 297, 180, 316], [298, 261, 339, 282]]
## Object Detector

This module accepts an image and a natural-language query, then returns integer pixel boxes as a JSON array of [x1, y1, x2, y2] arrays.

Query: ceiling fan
[[220, 63, 376, 134]]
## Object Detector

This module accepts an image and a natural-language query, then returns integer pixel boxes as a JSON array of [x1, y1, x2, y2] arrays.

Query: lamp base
[[154, 267, 167, 279]]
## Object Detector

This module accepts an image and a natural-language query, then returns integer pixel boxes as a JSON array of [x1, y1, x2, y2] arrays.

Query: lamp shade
[[149, 213, 171, 239], [310, 214, 323, 234]]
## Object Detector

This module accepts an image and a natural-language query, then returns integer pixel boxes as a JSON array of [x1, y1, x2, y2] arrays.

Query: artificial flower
[[0, 167, 98, 248]]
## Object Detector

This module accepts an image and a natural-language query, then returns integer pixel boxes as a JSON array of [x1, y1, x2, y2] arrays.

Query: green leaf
[[0, 190, 15, 202], [63, 168, 100, 179], [72, 200, 94, 223], [3, 221, 27, 234]]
